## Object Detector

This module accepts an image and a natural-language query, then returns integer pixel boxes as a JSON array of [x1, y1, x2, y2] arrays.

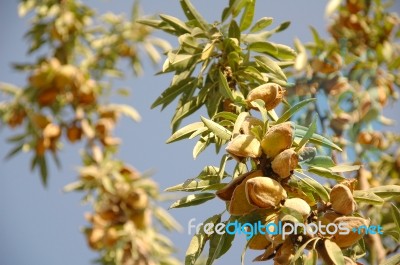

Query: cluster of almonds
[[357, 131, 388, 150], [84, 165, 158, 265], [29, 58, 97, 107], [215, 82, 369, 264]]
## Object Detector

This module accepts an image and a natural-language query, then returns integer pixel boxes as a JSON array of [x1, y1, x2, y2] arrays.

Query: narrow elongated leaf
[[239, 0, 255, 31], [193, 135, 209, 159], [218, 70, 235, 101], [232, 112, 250, 136], [308, 166, 344, 181], [248, 42, 277, 54], [329, 164, 361, 173], [154, 206, 183, 232], [160, 14, 191, 33], [296, 125, 342, 151], [165, 178, 219, 192], [151, 78, 198, 109], [249, 17, 273, 33], [228, 19, 241, 39], [166, 122, 204, 143], [169, 193, 215, 209], [180, 0, 208, 30], [295, 117, 317, 151], [291, 238, 319, 264], [201, 116, 232, 140], [391, 203, 400, 232], [353, 190, 384, 205], [171, 95, 206, 128], [308, 155, 335, 168], [185, 214, 221, 265], [206, 222, 235, 264], [277, 98, 316, 123], [295, 172, 330, 202], [381, 253, 400, 265], [324, 240, 344, 265], [255, 55, 287, 81], [368, 185, 400, 198]]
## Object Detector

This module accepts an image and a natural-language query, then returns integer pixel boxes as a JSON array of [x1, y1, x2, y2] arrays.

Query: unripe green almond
[[283, 198, 311, 218], [330, 184, 357, 215], [246, 83, 285, 110], [271, 149, 298, 178], [245, 176, 287, 208], [332, 216, 369, 248], [261, 122, 295, 158], [226, 134, 262, 160]]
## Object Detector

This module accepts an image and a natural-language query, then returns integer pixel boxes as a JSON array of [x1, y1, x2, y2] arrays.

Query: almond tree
[[142, 0, 400, 264], [0, 1, 180, 264]]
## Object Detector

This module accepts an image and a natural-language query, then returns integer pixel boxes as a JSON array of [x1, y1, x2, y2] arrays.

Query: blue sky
[[0, 1, 399, 264]]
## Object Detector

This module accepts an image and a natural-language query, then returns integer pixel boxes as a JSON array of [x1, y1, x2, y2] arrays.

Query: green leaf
[[160, 14, 191, 33], [295, 125, 342, 151], [308, 155, 335, 168], [164, 53, 196, 72], [169, 193, 215, 209], [218, 70, 235, 101], [165, 178, 219, 192], [255, 55, 287, 81], [228, 19, 241, 40], [277, 98, 316, 123], [154, 206, 183, 232], [193, 135, 209, 159], [295, 117, 317, 152], [152, 78, 198, 109], [239, 0, 255, 31], [232, 112, 250, 136], [171, 95, 206, 128], [329, 164, 360, 173], [381, 253, 400, 265], [249, 17, 273, 33], [185, 214, 222, 265], [391, 203, 400, 233], [249, 100, 268, 123], [291, 238, 319, 264], [180, 0, 209, 31], [107, 104, 141, 122], [206, 222, 235, 264], [5, 144, 24, 160], [38, 155, 48, 187], [201, 116, 232, 140], [368, 185, 400, 198], [213, 111, 238, 122], [166, 122, 205, 144], [308, 166, 345, 181], [295, 172, 330, 202], [248, 42, 277, 54], [353, 190, 384, 205], [324, 240, 344, 265]]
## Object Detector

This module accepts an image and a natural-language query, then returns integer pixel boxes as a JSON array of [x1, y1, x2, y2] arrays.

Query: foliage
[[147, 0, 400, 264], [0, 0, 179, 264]]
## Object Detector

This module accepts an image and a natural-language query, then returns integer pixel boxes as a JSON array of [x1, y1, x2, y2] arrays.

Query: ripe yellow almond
[[127, 189, 149, 210], [241, 116, 264, 135], [248, 233, 271, 250], [216, 170, 263, 201], [245, 176, 287, 209], [330, 184, 357, 215], [131, 209, 152, 230], [271, 148, 298, 178], [43, 123, 61, 139], [228, 172, 263, 215], [283, 198, 311, 219], [226, 134, 262, 160], [274, 238, 295, 265], [332, 216, 369, 248], [246, 83, 285, 111], [261, 122, 294, 158]]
